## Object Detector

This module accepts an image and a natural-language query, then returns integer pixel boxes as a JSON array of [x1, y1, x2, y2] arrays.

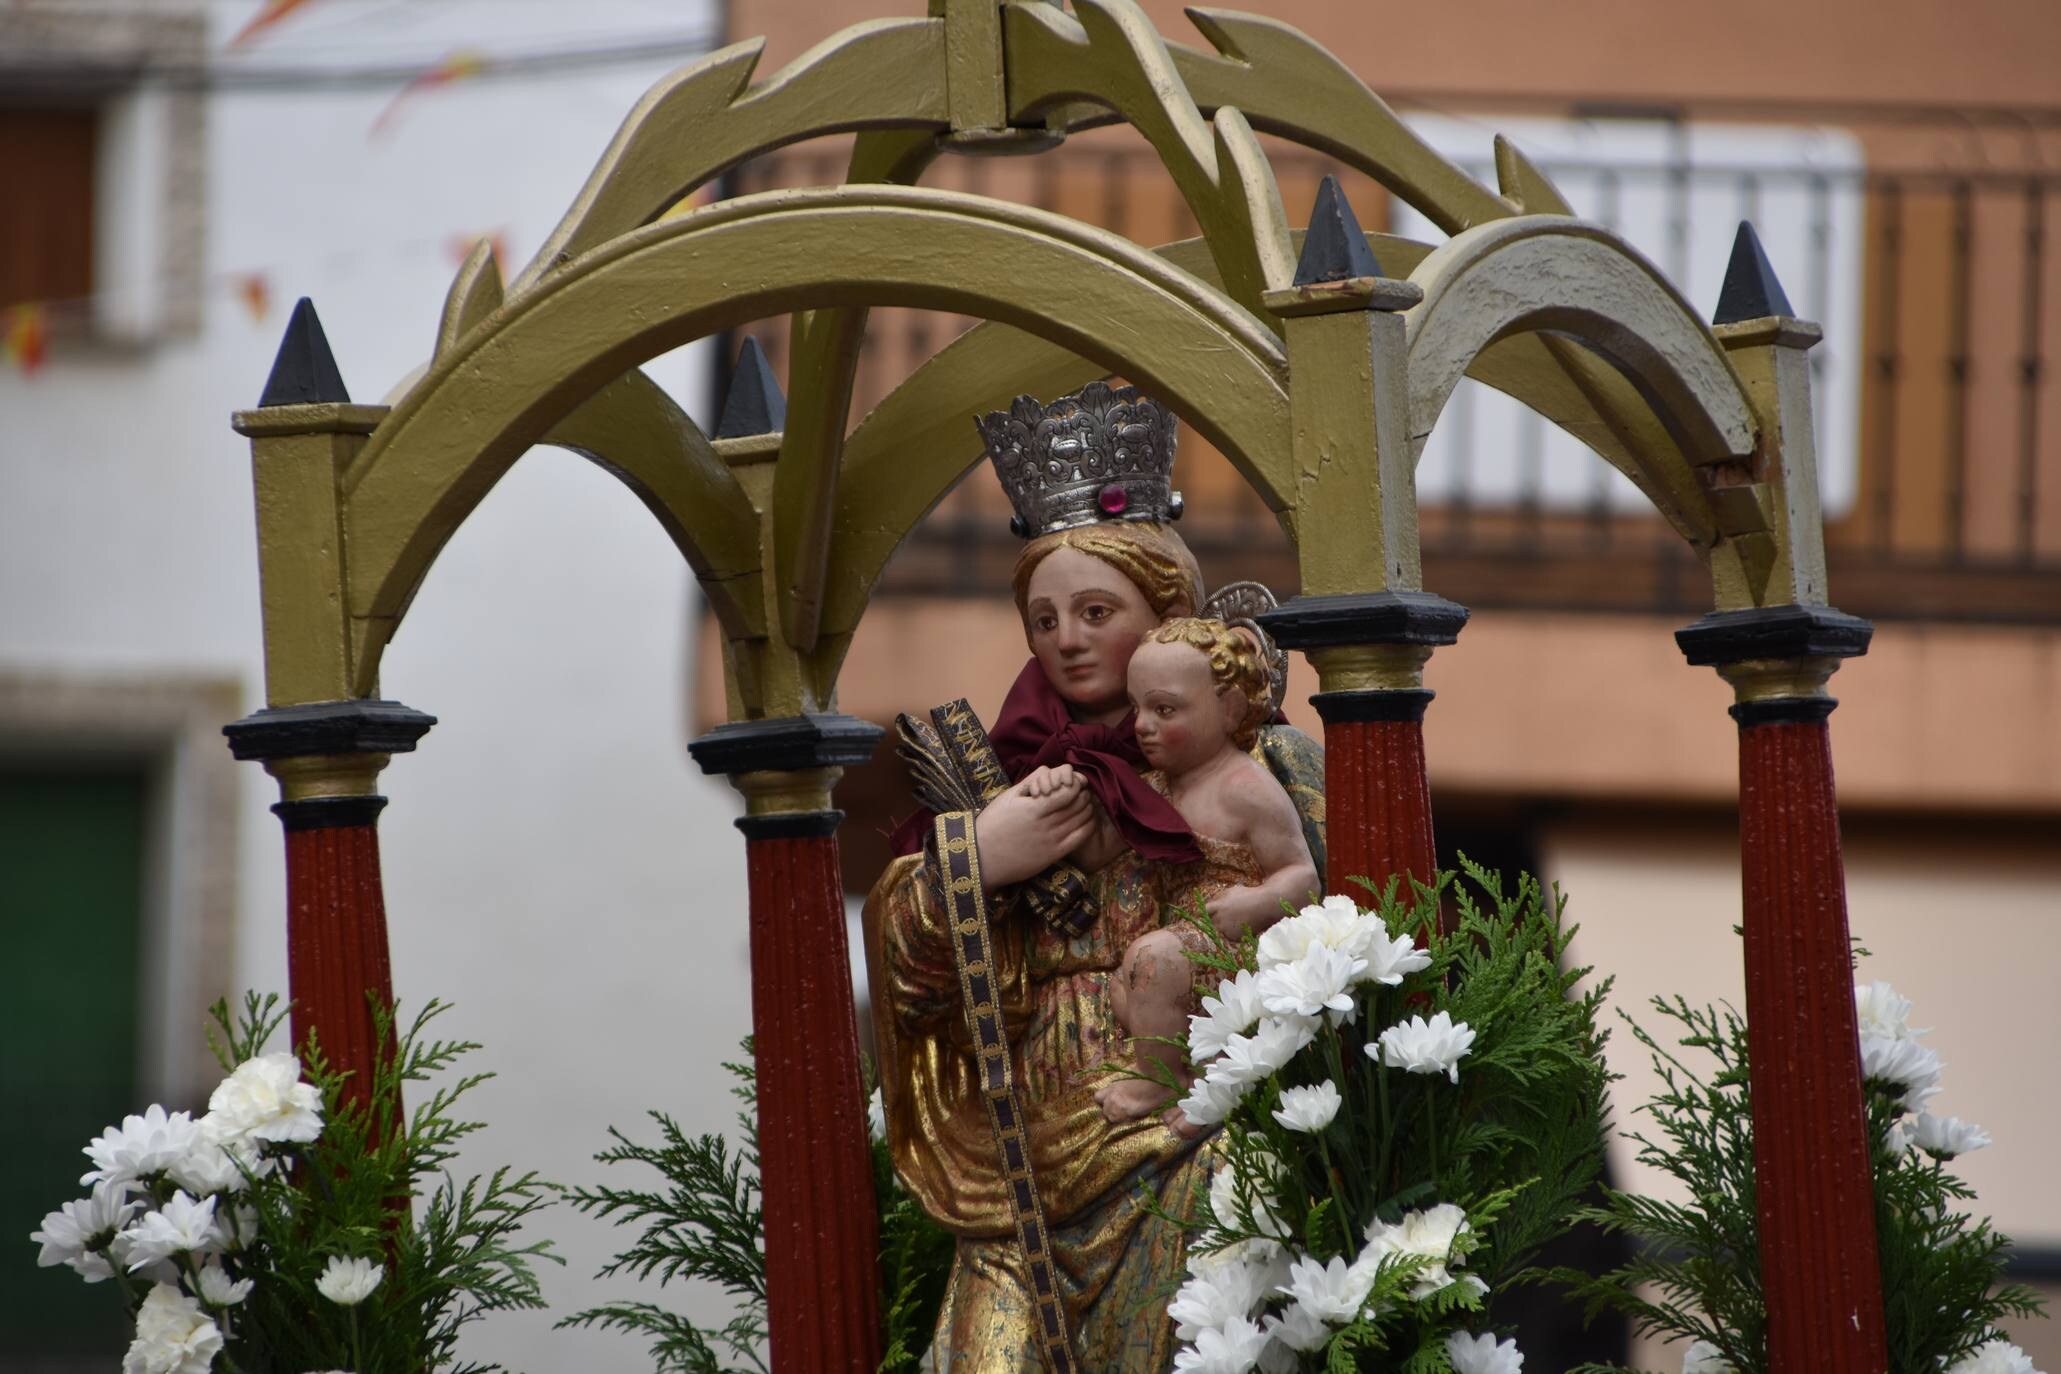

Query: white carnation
[[1256, 945, 1363, 1025], [1447, 1330, 1524, 1374], [1682, 1338, 1738, 1374], [1861, 1033, 1942, 1105], [1357, 928, 1432, 988], [1191, 969, 1270, 1062], [1169, 1248, 1285, 1342], [123, 1283, 223, 1374], [1854, 980, 1919, 1041], [205, 1053, 323, 1151], [31, 1180, 140, 1281], [1945, 1337, 2041, 1374], [1272, 1081, 1341, 1134], [1173, 1314, 1270, 1374], [191, 1261, 253, 1308], [166, 1140, 253, 1198], [1363, 1201, 1473, 1298], [315, 1254, 383, 1306], [1372, 1011, 1477, 1084], [1215, 1016, 1318, 1087], [1262, 1300, 1334, 1353], [1209, 1157, 1290, 1243], [1176, 1071, 1248, 1126], [866, 1088, 886, 1142], [1912, 1112, 1990, 1159], [1276, 1251, 1379, 1324], [83, 1106, 205, 1188], [119, 1192, 225, 1273]]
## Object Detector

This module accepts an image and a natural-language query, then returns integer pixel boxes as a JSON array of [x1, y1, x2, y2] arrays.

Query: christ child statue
[[1024, 615, 1319, 1128]]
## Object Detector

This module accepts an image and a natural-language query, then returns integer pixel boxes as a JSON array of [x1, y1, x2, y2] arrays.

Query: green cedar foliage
[[1556, 998, 2045, 1374], [203, 992, 560, 1374], [559, 1041, 954, 1374]]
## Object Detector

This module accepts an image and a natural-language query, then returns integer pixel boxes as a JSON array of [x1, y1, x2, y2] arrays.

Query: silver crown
[[977, 381, 1183, 538]]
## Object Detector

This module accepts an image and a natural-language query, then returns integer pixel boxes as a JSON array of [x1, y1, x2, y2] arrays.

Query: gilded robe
[[863, 725, 1326, 1373]]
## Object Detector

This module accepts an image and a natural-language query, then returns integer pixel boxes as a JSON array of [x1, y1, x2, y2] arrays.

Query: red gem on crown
[[1098, 484, 1129, 515]]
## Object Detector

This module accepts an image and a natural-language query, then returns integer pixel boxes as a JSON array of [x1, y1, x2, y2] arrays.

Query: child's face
[[1127, 640, 1244, 775]]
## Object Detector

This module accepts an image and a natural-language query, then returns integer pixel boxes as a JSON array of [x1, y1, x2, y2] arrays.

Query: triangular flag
[[228, 0, 316, 51], [371, 49, 490, 139], [4, 304, 49, 377]]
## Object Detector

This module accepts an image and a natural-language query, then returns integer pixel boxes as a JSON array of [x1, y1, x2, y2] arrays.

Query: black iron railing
[[731, 106, 2061, 623]]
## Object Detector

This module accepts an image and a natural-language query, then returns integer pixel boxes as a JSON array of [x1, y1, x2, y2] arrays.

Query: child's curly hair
[[1142, 616, 1273, 750]]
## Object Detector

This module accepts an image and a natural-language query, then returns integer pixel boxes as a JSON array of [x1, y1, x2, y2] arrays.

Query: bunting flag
[[233, 273, 273, 324], [4, 304, 49, 377], [228, 0, 318, 50], [446, 230, 509, 271], [370, 49, 490, 138]]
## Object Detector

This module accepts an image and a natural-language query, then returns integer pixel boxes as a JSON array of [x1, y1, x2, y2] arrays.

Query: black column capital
[[734, 810, 846, 841], [1256, 591, 1470, 650], [1675, 606, 1873, 667], [224, 699, 437, 762], [1308, 688, 1436, 723], [272, 795, 391, 831], [688, 713, 885, 776]]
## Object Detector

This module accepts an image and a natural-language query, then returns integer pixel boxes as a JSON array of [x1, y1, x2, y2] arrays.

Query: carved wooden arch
[[1402, 217, 1758, 550], [338, 185, 1290, 700]]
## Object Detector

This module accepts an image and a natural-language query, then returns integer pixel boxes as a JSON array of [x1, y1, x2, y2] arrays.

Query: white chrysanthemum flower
[[1854, 980, 1920, 1042], [166, 1140, 252, 1198], [1215, 1016, 1318, 1087], [120, 1192, 225, 1273], [1209, 1157, 1291, 1243], [1272, 1081, 1342, 1134], [1911, 1112, 1991, 1159], [866, 1088, 886, 1141], [83, 1106, 206, 1188], [1681, 1338, 1739, 1374], [1372, 1012, 1477, 1084], [315, 1254, 384, 1306], [1356, 928, 1432, 988], [1257, 945, 1364, 1025], [1256, 1331, 1299, 1374], [1447, 1330, 1524, 1374], [1169, 1248, 1285, 1342], [1363, 1201, 1473, 1298], [1276, 1251, 1379, 1324], [31, 1181, 140, 1282], [1861, 1033, 1942, 1105], [218, 1203, 261, 1251], [1945, 1337, 2041, 1374], [1192, 968, 1271, 1064], [1262, 1300, 1334, 1354], [1176, 1069, 1248, 1126], [1173, 1314, 1271, 1374], [191, 1261, 252, 1308], [123, 1283, 223, 1374], [205, 1053, 323, 1151]]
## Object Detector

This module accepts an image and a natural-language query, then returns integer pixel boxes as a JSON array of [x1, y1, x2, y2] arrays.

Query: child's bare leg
[[1097, 929, 1194, 1124]]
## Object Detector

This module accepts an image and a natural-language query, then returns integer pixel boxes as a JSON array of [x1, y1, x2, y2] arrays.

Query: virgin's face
[[1023, 546, 1162, 718]]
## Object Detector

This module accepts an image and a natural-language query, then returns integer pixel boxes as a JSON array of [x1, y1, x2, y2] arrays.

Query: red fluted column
[[742, 819, 882, 1374], [1311, 694, 1437, 895], [690, 716, 886, 1374], [1259, 592, 1469, 904], [226, 702, 435, 1109], [1734, 701, 1886, 1374], [1680, 606, 1881, 1373], [277, 798, 397, 1112]]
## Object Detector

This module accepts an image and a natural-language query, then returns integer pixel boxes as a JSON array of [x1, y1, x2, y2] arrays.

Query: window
[[0, 106, 97, 313]]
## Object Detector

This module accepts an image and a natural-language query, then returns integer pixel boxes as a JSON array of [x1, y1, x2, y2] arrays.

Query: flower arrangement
[[29, 994, 557, 1374], [557, 1040, 954, 1374], [1559, 978, 2047, 1374], [1165, 865, 1614, 1373]]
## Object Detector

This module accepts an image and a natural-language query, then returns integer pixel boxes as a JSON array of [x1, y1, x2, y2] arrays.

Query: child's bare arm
[[1205, 765, 1319, 940]]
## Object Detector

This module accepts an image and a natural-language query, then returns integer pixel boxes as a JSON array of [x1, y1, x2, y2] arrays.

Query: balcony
[[731, 98, 2061, 625]]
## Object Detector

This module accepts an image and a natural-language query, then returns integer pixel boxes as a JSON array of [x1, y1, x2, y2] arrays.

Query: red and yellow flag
[[4, 304, 49, 377], [371, 49, 489, 138], [228, 0, 317, 51], [232, 273, 273, 324]]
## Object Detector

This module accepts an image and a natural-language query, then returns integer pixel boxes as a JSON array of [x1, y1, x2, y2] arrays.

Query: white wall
[[0, 4, 758, 1367]]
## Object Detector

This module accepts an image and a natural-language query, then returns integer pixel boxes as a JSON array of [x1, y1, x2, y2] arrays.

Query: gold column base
[[1716, 657, 1842, 706], [733, 766, 844, 817], [1307, 643, 1435, 694], [263, 752, 391, 802]]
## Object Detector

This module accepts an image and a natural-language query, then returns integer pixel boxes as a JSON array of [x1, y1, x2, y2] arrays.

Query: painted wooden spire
[[1294, 175, 1384, 284], [259, 297, 351, 406]]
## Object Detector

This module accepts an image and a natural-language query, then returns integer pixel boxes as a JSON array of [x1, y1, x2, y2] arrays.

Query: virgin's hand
[[973, 778, 1099, 891]]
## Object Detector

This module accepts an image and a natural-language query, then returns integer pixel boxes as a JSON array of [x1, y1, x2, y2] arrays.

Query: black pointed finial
[[1713, 222, 1795, 325], [715, 336, 787, 439], [1293, 176, 1384, 286], [258, 297, 351, 407]]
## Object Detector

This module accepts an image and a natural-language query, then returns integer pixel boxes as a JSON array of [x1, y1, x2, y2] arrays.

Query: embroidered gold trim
[[934, 810, 1078, 1373]]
